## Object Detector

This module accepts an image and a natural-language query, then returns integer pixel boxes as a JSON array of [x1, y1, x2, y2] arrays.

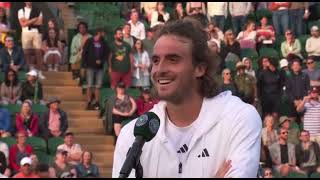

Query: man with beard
[[112, 18, 261, 178]]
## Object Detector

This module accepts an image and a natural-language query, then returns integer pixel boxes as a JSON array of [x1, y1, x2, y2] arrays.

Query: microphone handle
[[119, 136, 145, 178]]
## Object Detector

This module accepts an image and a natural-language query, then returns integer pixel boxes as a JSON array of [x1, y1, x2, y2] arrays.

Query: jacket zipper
[[178, 162, 182, 174]]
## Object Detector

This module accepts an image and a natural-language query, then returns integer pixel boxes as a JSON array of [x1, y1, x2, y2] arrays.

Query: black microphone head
[[134, 111, 160, 142]]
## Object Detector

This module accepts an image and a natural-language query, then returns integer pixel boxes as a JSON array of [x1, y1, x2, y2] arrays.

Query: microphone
[[118, 112, 160, 178]]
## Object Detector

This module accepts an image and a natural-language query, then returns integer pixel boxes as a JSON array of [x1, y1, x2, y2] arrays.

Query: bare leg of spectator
[[114, 123, 121, 137], [35, 49, 46, 79], [24, 49, 34, 70], [94, 88, 100, 108]]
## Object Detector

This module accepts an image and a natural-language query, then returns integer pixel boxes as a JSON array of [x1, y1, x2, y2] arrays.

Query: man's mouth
[[158, 79, 173, 85]]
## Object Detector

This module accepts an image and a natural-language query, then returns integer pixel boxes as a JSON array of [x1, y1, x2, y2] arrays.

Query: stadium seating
[[48, 137, 64, 155], [26, 137, 47, 153]]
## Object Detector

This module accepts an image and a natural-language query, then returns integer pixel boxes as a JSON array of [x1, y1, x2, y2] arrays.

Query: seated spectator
[[236, 20, 257, 49], [186, 2, 206, 16], [281, 30, 303, 61], [51, 150, 77, 178], [150, 2, 169, 28], [43, 18, 65, 41], [9, 132, 33, 174], [170, 2, 187, 21], [0, 35, 25, 73], [132, 39, 151, 88], [220, 30, 241, 69], [207, 22, 224, 49], [263, 167, 274, 178], [12, 157, 39, 178], [39, 97, 68, 139], [302, 57, 320, 86], [0, 108, 11, 137], [296, 86, 320, 146], [256, 16, 276, 50], [220, 68, 238, 96], [16, 100, 39, 137], [242, 57, 256, 78], [75, 151, 100, 178], [261, 114, 278, 147], [112, 82, 137, 137], [295, 130, 320, 177], [278, 116, 300, 146], [306, 26, 320, 62], [1, 69, 22, 105], [0, 141, 8, 163], [136, 87, 159, 116], [128, 10, 146, 40], [123, 23, 136, 48], [268, 128, 299, 177], [21, 70, 45, 105], [279, 58, 290, 88], [57, 132, 82, 165], [42, 28, 62, 71], [0, 7, 14, 46], [234, 61, 257, 105]]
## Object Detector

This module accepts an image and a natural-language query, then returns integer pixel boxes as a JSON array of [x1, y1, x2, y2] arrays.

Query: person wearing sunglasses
[[281, 30, 303, 62], [302, 57, 320, 86], [306, 26, 320, 62], [220, 68, 238, 96]]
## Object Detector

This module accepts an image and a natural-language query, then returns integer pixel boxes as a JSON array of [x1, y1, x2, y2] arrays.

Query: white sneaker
[[54, 64, 59, 72], [38, 71, 46, 80]]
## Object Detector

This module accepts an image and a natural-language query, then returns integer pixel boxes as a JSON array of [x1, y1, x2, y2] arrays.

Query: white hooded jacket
[[112, 91, 262, 178]]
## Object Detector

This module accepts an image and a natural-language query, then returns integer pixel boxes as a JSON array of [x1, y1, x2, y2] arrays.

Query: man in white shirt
[[113, 18, 262, 178], [306, 26, 320, 62], [57, 132, 82, 165], [18, 2, 45, 79], [128, 10, 146, 40]]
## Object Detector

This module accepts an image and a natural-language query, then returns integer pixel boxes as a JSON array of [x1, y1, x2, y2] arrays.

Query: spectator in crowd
[[229, 2, 252, 35], [42, 28, 62, 71], [9, 132, 33, 174], [82, 28, 109, 110], [302, 57, 320, 86], [207, 22, 224, 50], [0, 69, 22, 105], [136, 87, 158, 116], [295, 130, 320, 177], [150, 2, 170, 28], [268, 127, 298, 177], [207, 2, 228, 31], [236, 20, 257, 49], [69, 21, 92, 81], [279, 58, 290, 88], [132, 39, 151, 88], [257, 59, 281, 118], [243, 57, 256, 78], [40, 97, 68, 139], [75, 151, 100, 178], [256, 16, 276, 50], [289, 2, 309, 36], [0, 7, 14, 47], [186, 2, 206, 16], [51, 149, 77, 178], [0, 108, 11, 137], [207, 40, 220, 55], [261, 114, 278, 147], [57, 132, 83, 165], [142, 27, 155, 58], [257, 56, 271, 78], [281, 30, 302, 62], [220, 68, 238, 96], [286, 59, 310, 120], [140, 2, 157, 24], [234, 61, 257, 105], [128, 10, 145, 40], [123, 23, 136, 48], [29, 153, 38, 172], [108, 27, 134, 89], [278, 116, 300, 146], [15, 100, 39, 137], [297, 86, 320, 146], [0, 35, 25, 73], [18, 2, 45, 79], [0, 141, 8, 164], [269, 2, 290, 36], [119, 3, 141, 21], [36, 163, 55, 178], [263, 167, 274, 178], [12, 157, 39, 178], [170, 2, 187, 21], [43, 18, 65, 41], [220, 30, 241, 69], [0, 2, 10, 18], [21, 69, 45, 105], [112, 82, 137, 137], [306, 26, 320, 62]]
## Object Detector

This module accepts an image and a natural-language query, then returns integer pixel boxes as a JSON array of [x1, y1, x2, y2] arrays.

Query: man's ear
[[194, 63, 207, 78]]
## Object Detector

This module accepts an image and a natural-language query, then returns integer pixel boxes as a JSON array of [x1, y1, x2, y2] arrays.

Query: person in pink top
[[135, 87, 159, 116], [15, 100, 39, 137], [256, 16, 276, 50]]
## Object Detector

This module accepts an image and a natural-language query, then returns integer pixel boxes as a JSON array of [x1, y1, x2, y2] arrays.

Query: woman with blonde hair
[[75, 151, 100, 177], [261, 114, 278, 147]]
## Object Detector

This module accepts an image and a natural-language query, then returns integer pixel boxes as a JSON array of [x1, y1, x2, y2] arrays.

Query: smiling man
[[112, 19, 262, 178]]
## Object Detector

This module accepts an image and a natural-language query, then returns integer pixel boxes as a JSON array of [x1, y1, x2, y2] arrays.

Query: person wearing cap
[[12, 157, 39, 178], [278, 116, 300, 145], [306, 25, 320, 62], [279, 58, 291, 88], [39, 96, 68, 139], [297, 86, 320, 146], [57, 132, 82, 166], [50, 149, 77, 178], [21, 69, 44, 105], [234, 61, 257, 105], [15, 100, 39, 137], [0, 35, 25, 73], [9, 132, 33, 174], [257, 58, 281, 118], [242, 57, 256, 78], [302, 56, 320, 86], [136, 87, 159, 116], [286, 59, 310, 121], [281, 29, 303, 62]]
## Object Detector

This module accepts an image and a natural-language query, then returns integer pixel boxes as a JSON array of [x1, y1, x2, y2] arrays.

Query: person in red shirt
[[135, 87, 159, 116], [15, 100, 39, 137], [13, 157, 39, 178], [256, 16, 276, 50]]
